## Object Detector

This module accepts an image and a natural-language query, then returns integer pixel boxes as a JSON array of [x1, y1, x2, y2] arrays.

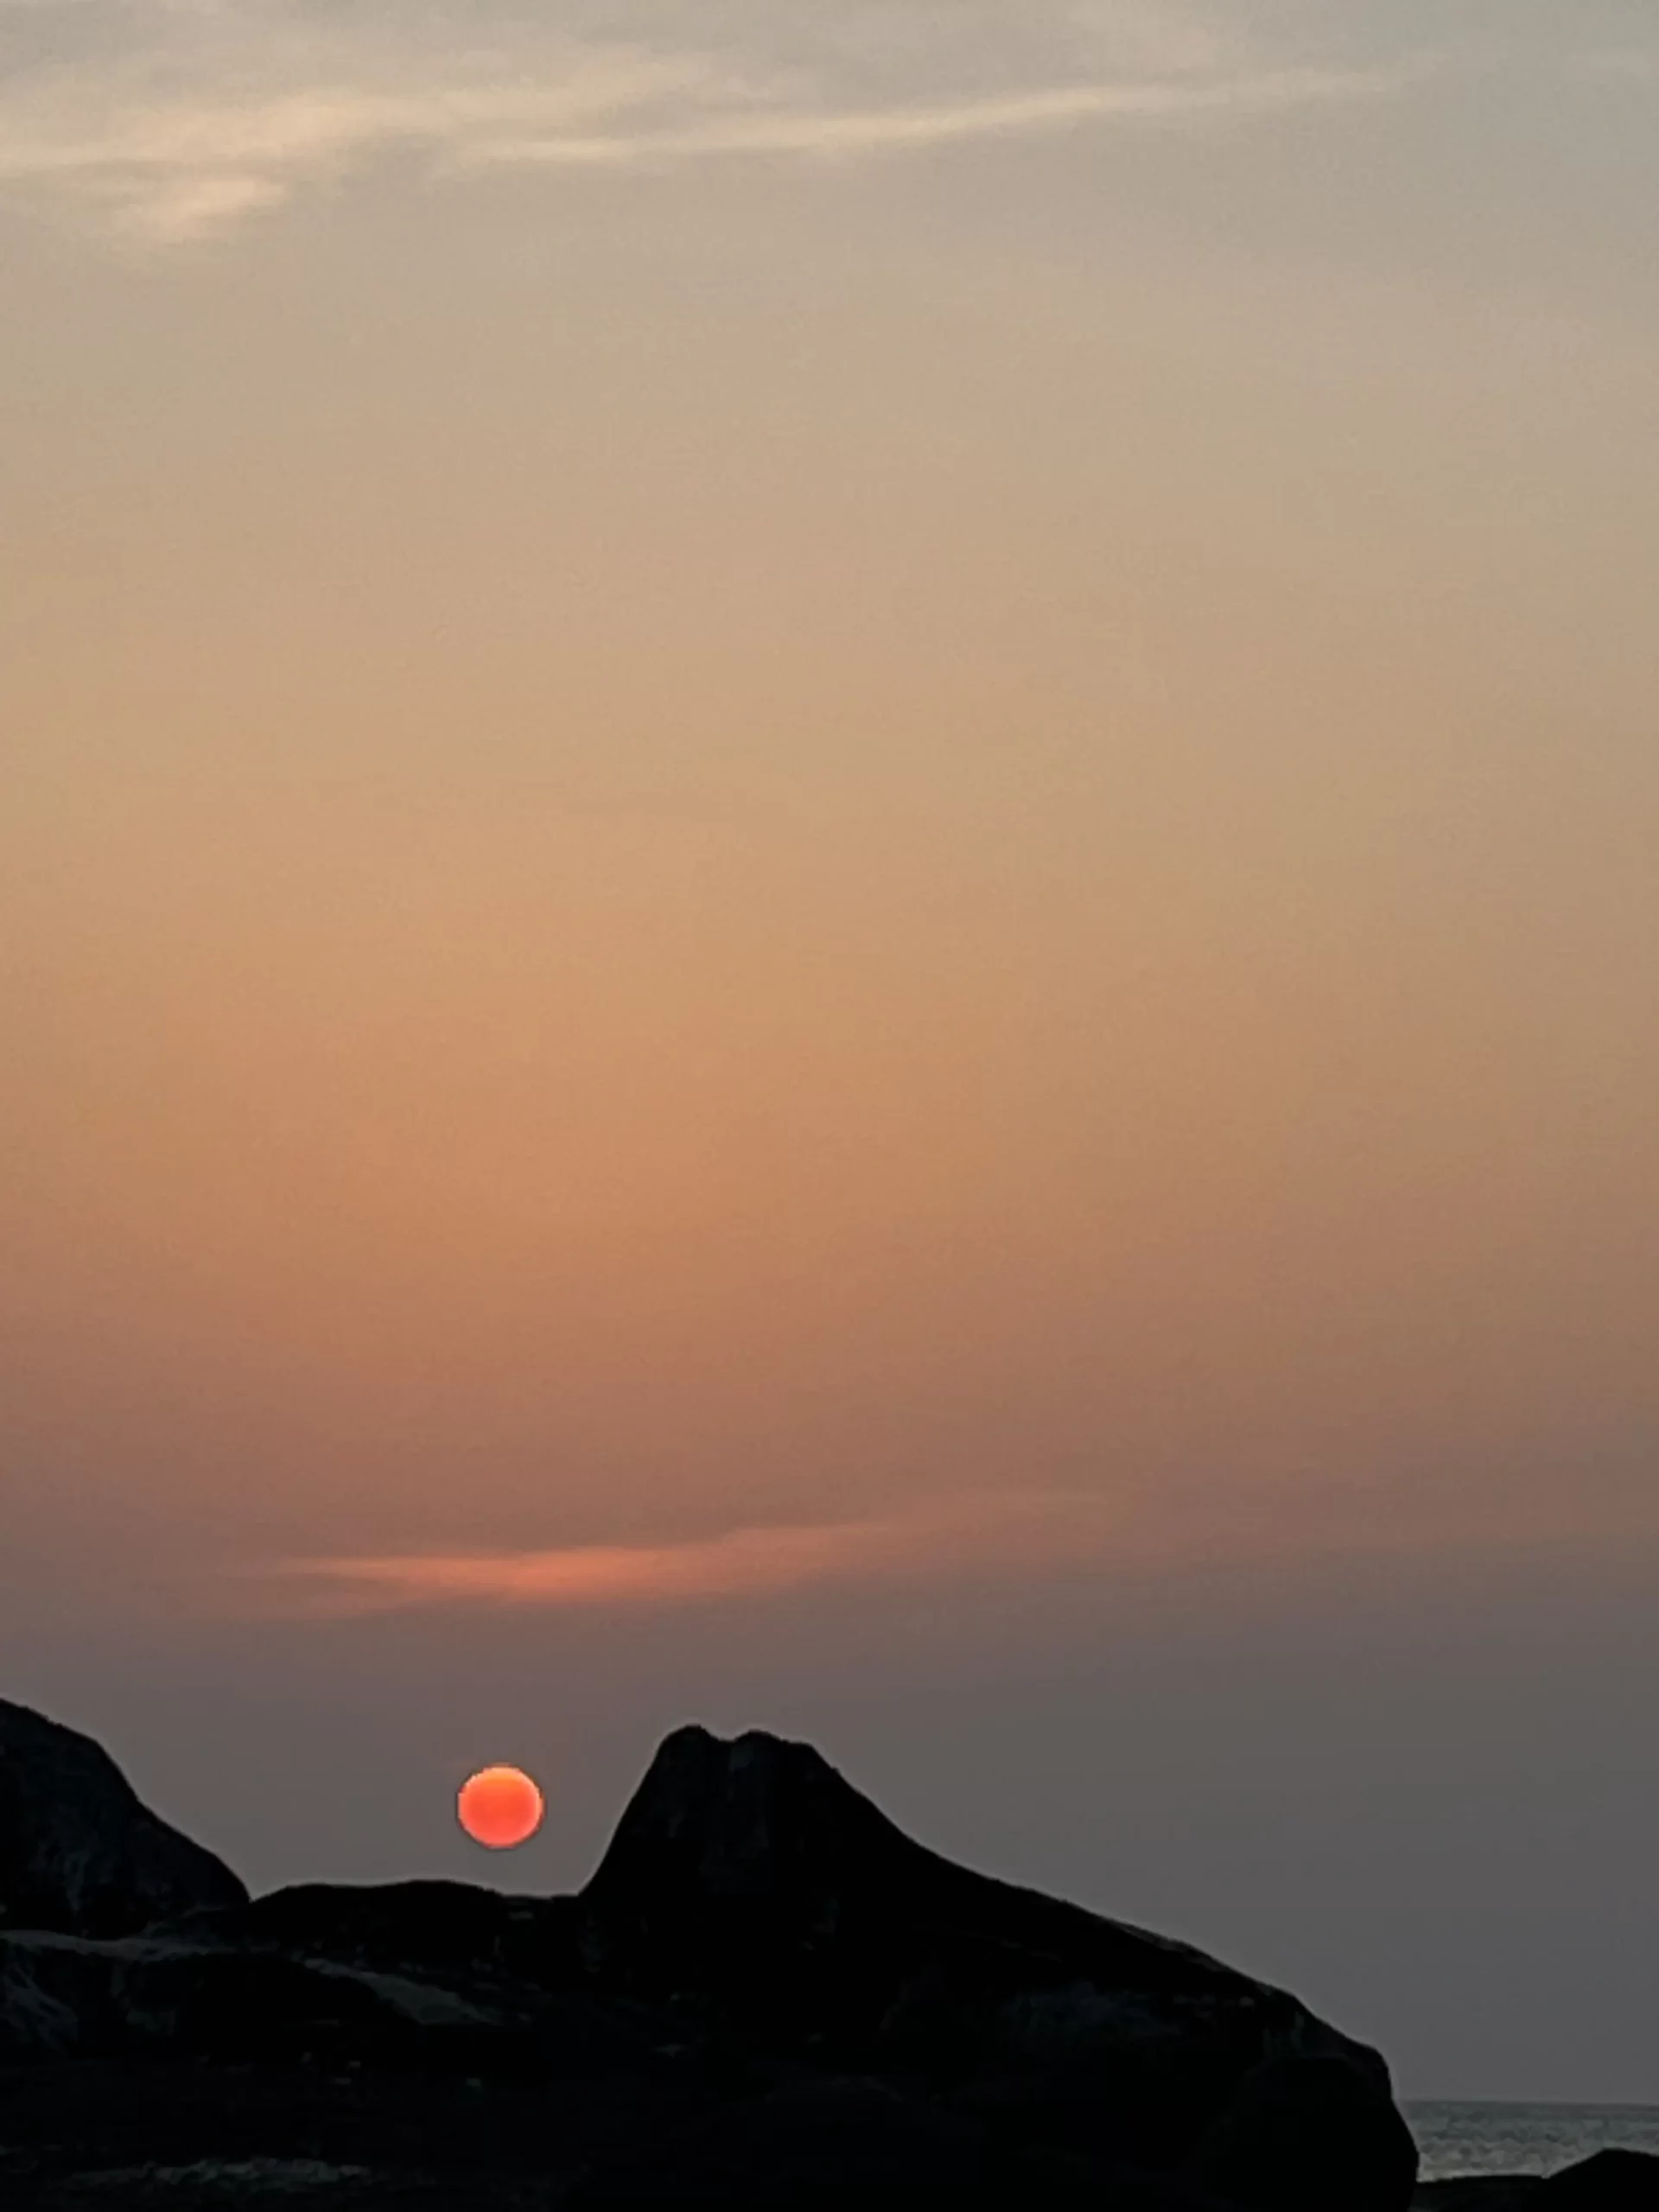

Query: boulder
[[1429, 2158, 1659, 2212], [0, 1700, 247, 1938], [1545, 2152, 1659, 2209], [578, 1726, 1415, 2200]]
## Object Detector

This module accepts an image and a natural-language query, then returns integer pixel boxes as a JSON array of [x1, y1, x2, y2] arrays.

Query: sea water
[[1409, 2102, 1659, 2181]]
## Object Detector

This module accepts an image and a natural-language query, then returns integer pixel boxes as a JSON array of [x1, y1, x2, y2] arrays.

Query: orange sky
[[1, 0, 1656, 2102]]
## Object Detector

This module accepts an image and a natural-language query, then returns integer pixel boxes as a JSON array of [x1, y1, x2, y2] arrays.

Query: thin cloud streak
[[265, 1470, 1659, 1621], [0, 2, 1416, 241], [276, 1493, 1134, 1616], [463, 69, 1398, 171]]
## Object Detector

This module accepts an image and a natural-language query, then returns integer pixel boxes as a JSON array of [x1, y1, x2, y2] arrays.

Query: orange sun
[[456, 1764, 545, 1850]]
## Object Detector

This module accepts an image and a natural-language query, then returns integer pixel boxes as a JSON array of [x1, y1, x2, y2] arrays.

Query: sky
[[2, 0, 1657, 2105]]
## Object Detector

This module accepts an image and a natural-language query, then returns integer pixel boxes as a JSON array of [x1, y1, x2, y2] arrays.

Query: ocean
[[1409, 2102, 1659, 2182]]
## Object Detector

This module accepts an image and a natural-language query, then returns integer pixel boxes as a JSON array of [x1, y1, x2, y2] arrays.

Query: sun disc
[[457, 1764, 545, 1850]]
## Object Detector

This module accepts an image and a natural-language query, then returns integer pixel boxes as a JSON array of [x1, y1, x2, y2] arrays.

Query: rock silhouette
[[582, 1726, 1416, 2205], [2, 1709, 1422, 2208], [1417, 2152, 1659, 2211], [0, 1700, 247, 1940], [1544, 2152, 1659, 2210]]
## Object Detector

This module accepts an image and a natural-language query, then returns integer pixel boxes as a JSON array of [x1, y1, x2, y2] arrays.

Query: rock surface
[[1196, 2048, 1420, 2212], [1417, 2186, 1547, 2211], [0, 1700, 248, 1939], [555, 2075, 1229, 2210], [1544, 2152, 1659, 2209], [0, 1713, 1426, 2209], [1418, 2154, 1659, 2212]]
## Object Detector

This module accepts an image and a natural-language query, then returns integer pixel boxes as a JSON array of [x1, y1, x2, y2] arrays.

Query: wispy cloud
[[0, 1, 1410, 243], [474, 68, 1389, 172], [262, 1460, 1659, 1620], [274, 1491, 1135, 1615]]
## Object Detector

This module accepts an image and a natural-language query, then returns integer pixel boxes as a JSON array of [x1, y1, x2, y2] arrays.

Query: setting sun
[[456, 1765, 545, 1851]]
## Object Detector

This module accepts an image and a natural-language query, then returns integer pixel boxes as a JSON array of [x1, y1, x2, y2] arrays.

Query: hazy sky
[[3, 0, 1656, 2105]]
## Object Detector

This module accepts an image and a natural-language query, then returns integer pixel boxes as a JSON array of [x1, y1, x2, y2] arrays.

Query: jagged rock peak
[[0, 1698, 248, 1938], [584, 1724, 918, 1903]]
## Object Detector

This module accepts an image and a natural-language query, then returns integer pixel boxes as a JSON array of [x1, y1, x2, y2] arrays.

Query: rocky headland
[[0, 1698, 1651, 2209]]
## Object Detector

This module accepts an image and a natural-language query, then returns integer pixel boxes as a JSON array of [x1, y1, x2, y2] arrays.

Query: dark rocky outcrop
[[0, 1713, 1424, 2209], [579, 1724, 1405, 2186], [1545, 2152, 1659, 2209], [0, 1700, 247, 1939], [178, 1877, 584, 1991], [1418, 2155, 1659, 2212], [0, 1923, 553, 2068]]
